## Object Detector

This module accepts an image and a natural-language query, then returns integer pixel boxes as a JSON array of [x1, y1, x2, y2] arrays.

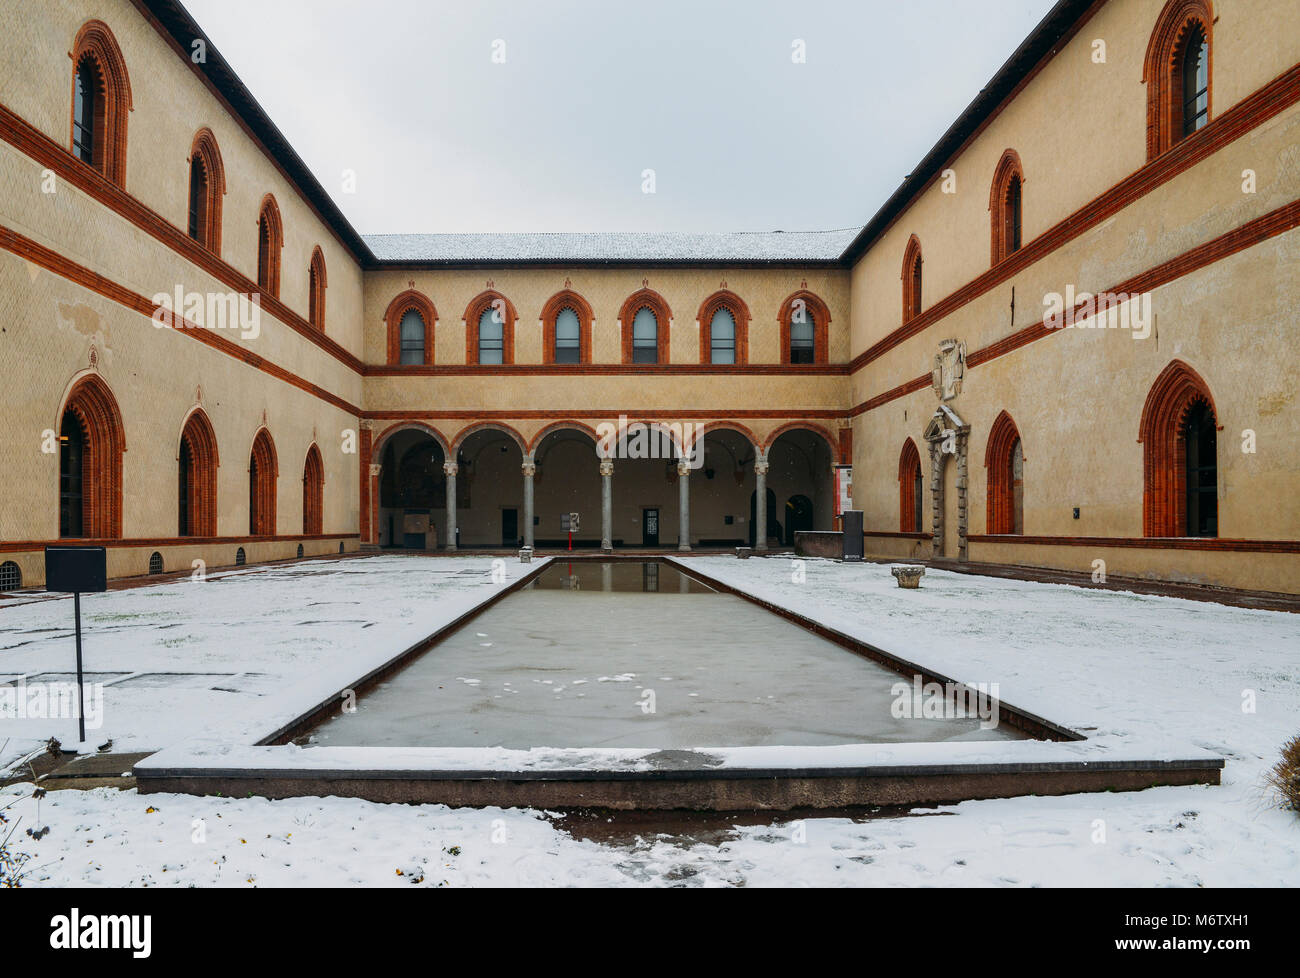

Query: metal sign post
[[44, 546, 107, 747]]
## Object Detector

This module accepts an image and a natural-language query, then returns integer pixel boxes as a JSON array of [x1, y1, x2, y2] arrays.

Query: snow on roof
[[364, 228, 862, 264]]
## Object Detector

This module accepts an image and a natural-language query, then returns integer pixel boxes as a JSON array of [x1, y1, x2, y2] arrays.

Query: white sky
[[181, 0, 1058, 236]]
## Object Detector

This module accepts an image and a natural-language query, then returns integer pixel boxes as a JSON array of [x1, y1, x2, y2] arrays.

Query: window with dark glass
[[554, 307, 580, 364], [909, 254, 922, 319], [1184, 400, 1217, 537], [1181, 27, 1209, 137], [1005, 176, 1022, 255], [710, 308, 736, 365], [399, 310, 425, 365], [789, 312, 815, 364], [178, 437, 192, 536], [188, 155, 207, 242], [59, 411, 85, 538], [249, 454, 260, 535], [478, 307, 504, 364], [73, 59, 100, 166], [632, 308, 658, 364]]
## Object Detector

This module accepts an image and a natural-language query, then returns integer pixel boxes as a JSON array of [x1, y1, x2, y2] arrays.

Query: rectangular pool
[[307, 561, 1022, 749]]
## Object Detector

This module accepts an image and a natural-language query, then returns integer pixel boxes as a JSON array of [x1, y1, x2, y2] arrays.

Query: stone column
[[754, 456, 769, 552], [677, 459, 691, 552], [956, 431, 969, 563], [443, 460, 458, 552], [600, 459, 614, 552], [929, 443, 943, 560], [522, 456, 536, 549]]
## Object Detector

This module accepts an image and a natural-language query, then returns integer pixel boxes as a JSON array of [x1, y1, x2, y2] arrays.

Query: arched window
[[989, 150, 1025, 266], [554, 308, 581, 363], [302, 445, 324, 535], [619, 289, 672, 364], [632, 309, 658, 363], [248, 429, 278, 536], [541, 290, 593, 364], [187, 128, 225, 253], [902, 236, 923, 324], [698, 291, 749, 365], [985, 411, 1024, 535], [59, 374, 124, 539], [1139, 359, 1219, 537], [464, 291, 516, 365], [178, 409, 219, 537], [778, 291, 830, 365], [899, 438, 923, 532], [256, 195, 283, 298], [308, 247, 327, 331], [70, 21, 131, 187], [1144, 0, 1213, 159], [384, 290, 436, 365]]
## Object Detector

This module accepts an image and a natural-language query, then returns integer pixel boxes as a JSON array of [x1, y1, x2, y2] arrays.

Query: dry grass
[[1267, 734, 1300, 813]]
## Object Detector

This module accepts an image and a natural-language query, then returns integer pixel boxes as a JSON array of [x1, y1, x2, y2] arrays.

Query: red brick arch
[[984, 411, 1023, 535], [450, 421, 528, 456], [1139, 360, 1219, 537], [59, 373, 126, 538], [540, 289, 593, 364], [372, 421, 450, 461], [899, 438, 922, 532], [308, 246, 327, 331], [528, 421, 601, 455], [1144, 0, 1214, 160], [302, 443, 324, 535], [178, 407, 219, 537], [384, 289, 437, 365], [989, 149, 1025, 266], [697, 290, 750, 365], [256, 194, 283, 297], [901, 235, 923, 324], [777, 290, 830, 364], [464, 290, 517, 365], [618, 288, 672, 364], [248, 427, 278, 536], [70, 20, 132, 187], [187, 127, 226, 254]]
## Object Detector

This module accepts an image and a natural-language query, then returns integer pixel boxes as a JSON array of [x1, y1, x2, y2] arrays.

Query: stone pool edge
[[134, 556, 1224, 810]]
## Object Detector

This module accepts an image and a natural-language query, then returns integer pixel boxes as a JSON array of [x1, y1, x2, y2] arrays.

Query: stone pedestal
[[891, 564, 926, 589]]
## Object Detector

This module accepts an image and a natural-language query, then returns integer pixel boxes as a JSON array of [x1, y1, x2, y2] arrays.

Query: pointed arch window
[[902, 236, 923, 324], [384, 290, 436, 366], [619, 290, 672, 364], [256, 196, 283, 298], [187, 129, 226, 253], [698, 291, 749, 365], [985, 412, 1024, 535], [1144, 1, 1213, 158], [541, 290, 593, 364], [1139, 360, 1219, 537], [308, 247, 327, 331], [989, 150, 1025, 266], [464, 292, 516, 365], [178, 410, 219, 537], [249, 429, 278, 536], [303, 445, 324, 535], [554, 308, 581, 363], [779, 291, 830, 365], [478, 307, 504, 364], [70, 21, 131, 186], [59, 375, 125, 538], [899, 439, 923, 532]]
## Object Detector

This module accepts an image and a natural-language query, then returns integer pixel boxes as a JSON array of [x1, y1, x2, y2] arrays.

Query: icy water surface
[[310, 561, 1022, 748]]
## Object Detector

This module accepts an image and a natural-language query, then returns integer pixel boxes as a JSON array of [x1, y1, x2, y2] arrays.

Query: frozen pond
[[309, 561, 1023, 749]]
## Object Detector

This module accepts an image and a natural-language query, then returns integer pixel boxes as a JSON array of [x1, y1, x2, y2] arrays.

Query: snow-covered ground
[[2, 554, 1298, 887]]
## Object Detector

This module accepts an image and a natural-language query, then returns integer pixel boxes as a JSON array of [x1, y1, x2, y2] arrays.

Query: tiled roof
[[364, 229, 862, 264]]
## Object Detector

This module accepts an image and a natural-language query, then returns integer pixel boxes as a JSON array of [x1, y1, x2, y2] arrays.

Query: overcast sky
[[182, 0, 1058, 236]]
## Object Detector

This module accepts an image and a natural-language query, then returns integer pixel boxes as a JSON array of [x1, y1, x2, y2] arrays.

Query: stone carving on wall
[[931, 338, 966, 402]]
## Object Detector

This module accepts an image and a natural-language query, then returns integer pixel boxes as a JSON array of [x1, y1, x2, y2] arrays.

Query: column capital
[[443, 461, 459, 477], [676, 459, 691, 477], [368, 464, 381, 478], [521, 461, 537, 477], [599, 460, 614, 477], [753, 461, 769, 476]]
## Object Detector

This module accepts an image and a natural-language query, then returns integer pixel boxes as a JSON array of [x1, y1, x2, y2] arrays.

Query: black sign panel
[[841, 510, 864, 561], [45, 546, 108, 593]]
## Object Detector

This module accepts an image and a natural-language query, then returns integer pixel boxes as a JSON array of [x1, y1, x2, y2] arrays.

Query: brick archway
[[302, 443, 324, 534], [898, 438, 922, 532], [1143, 0, 1214, 160], [984, 410, 1023, 535], [59, 373, 125, 538], [179, 407, 219, 537], [248, 427, 278, 536], [70, 20, 133, 187], [1139, 359, 1219, 537]]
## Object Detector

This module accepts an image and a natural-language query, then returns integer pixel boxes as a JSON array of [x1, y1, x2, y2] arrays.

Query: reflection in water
[[526, 560, 711, 594]]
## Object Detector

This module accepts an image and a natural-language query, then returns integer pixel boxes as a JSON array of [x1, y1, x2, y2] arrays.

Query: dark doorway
[[642, 508, 660, 547], [748, 488, 779, 547], [1184, 401, 1217, 537], [785, 494, 814, 545], [502, 508, 518, 547]]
